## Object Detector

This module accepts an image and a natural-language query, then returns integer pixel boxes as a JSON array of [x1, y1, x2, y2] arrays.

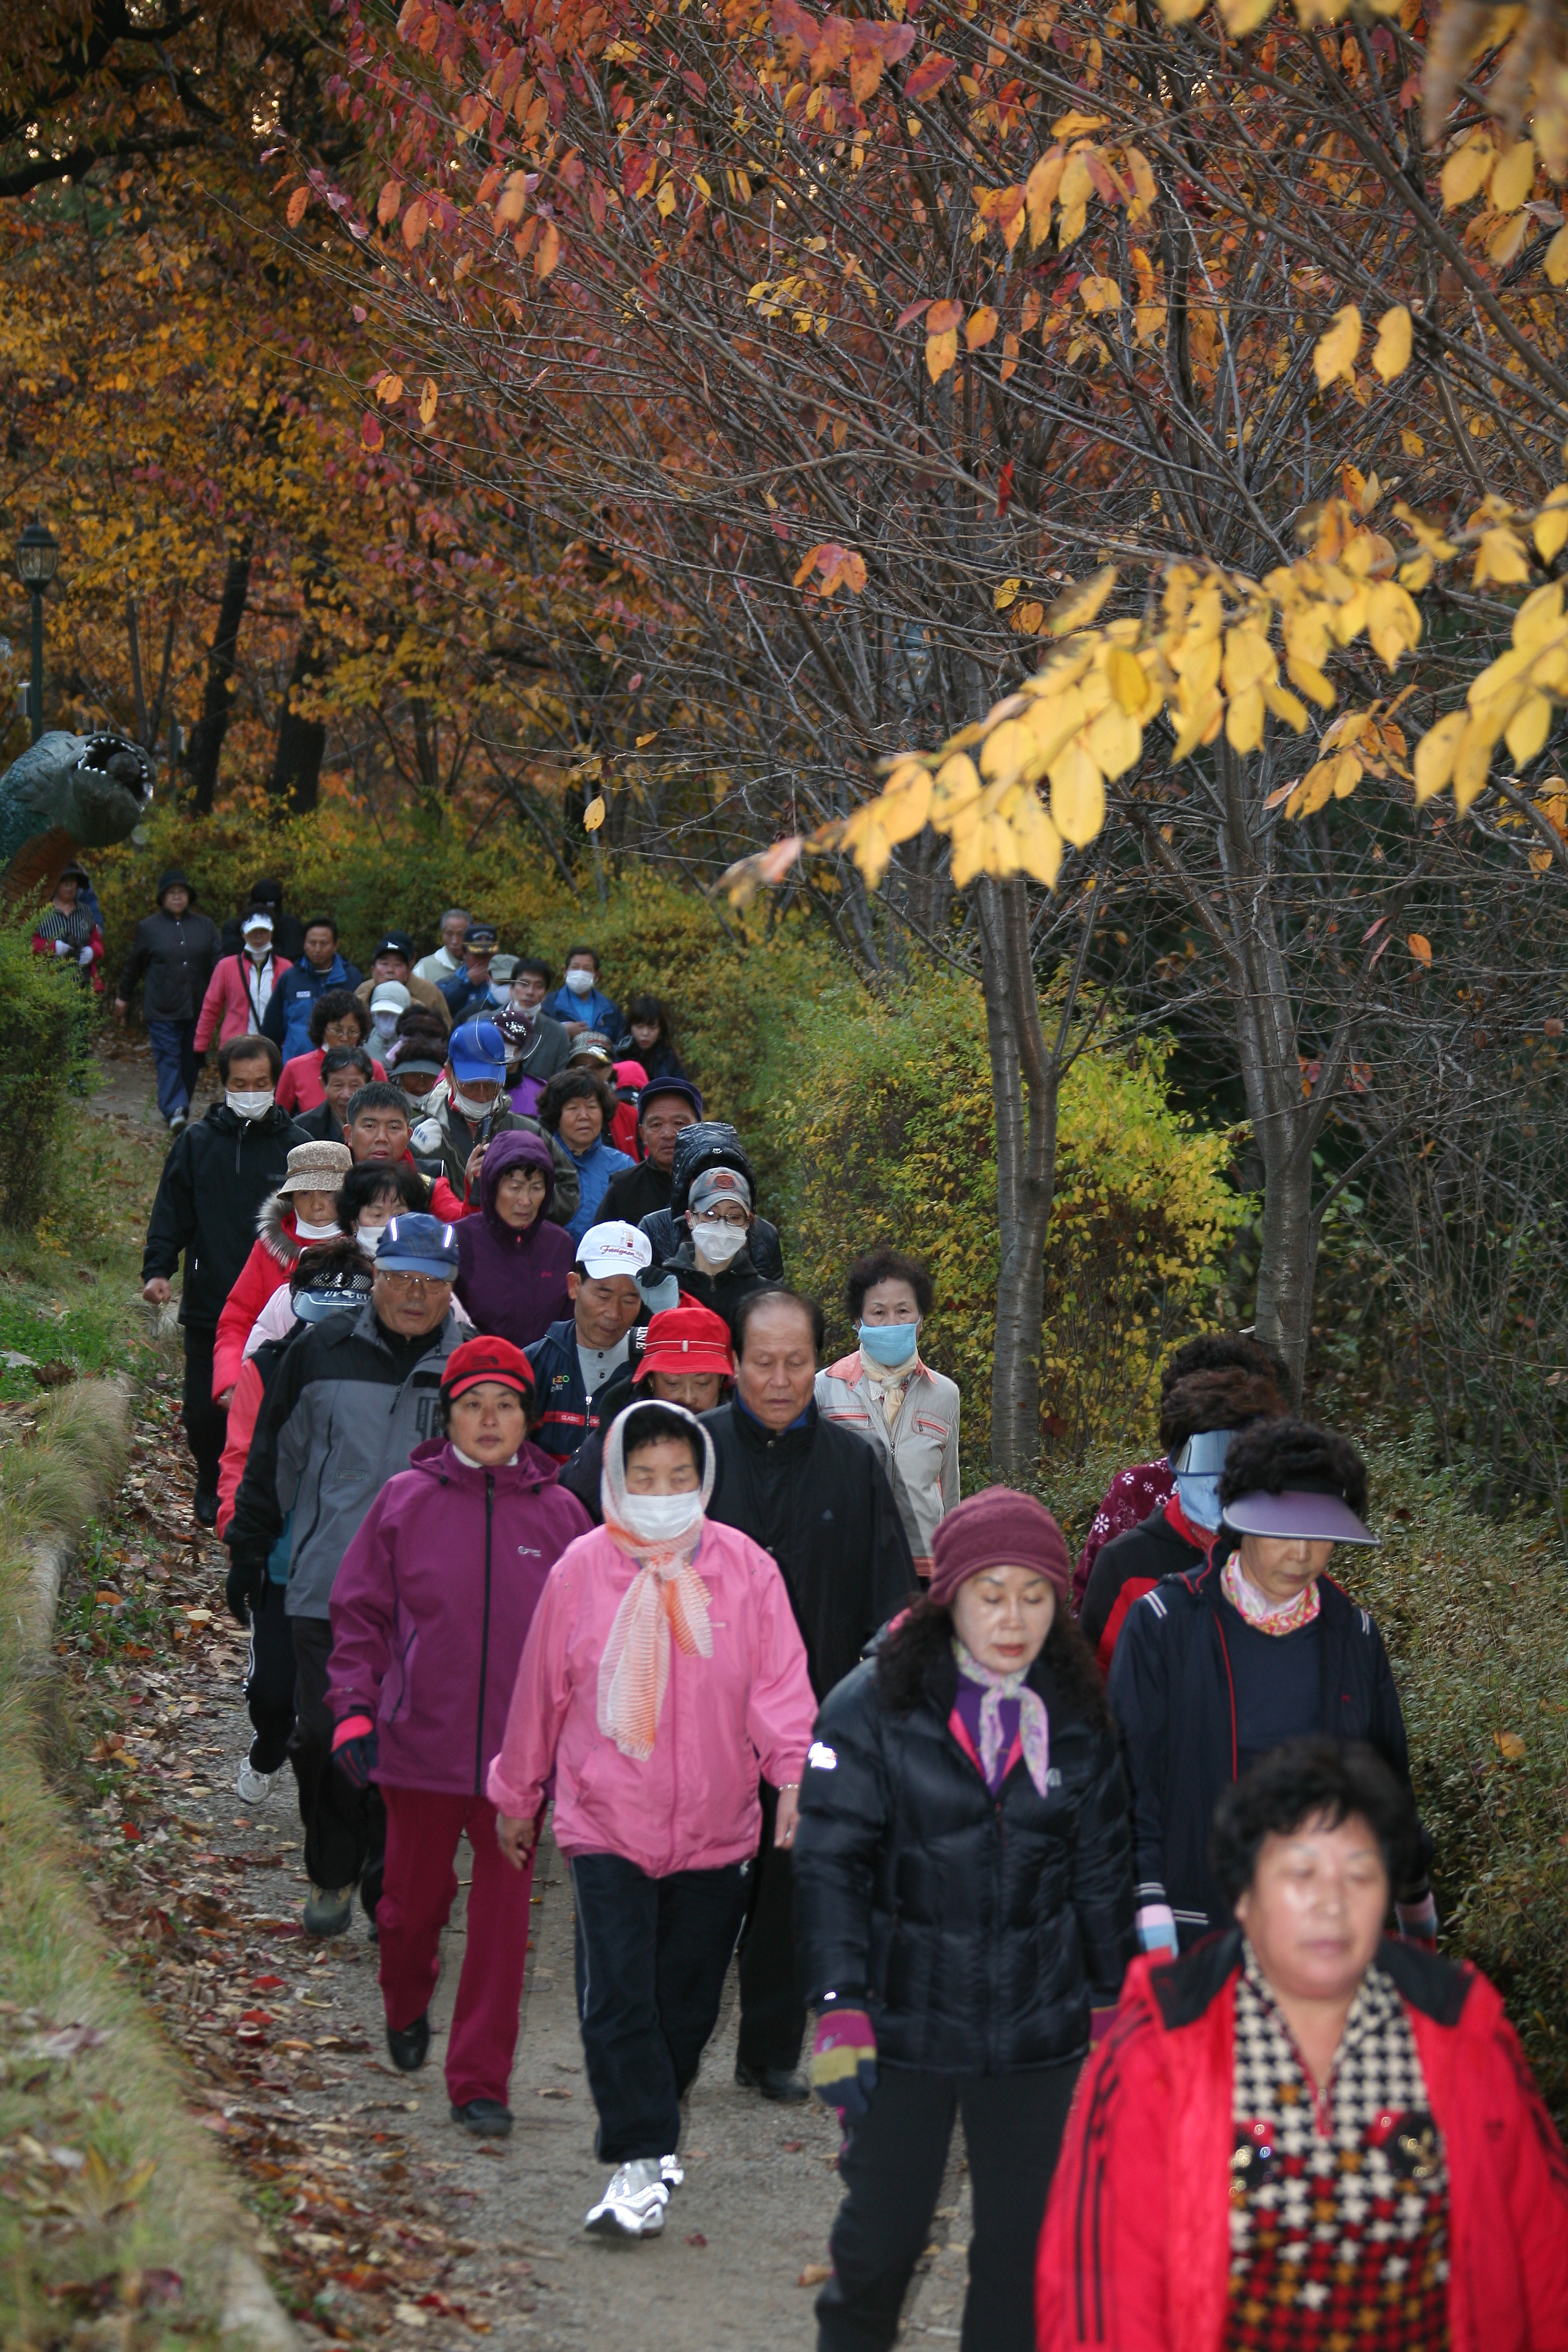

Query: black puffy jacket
[[141, 1101, 309, 1330], [638, 1120, 785, 1279], [795, 1642, 1136, 2073]]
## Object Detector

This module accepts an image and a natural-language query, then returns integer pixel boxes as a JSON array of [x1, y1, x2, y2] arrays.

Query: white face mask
[[691, 1219, 747, 1269], [452, 1085, 500, 1120], [372, 1011, 399, 1041], [227, 1089, 274, 1121], [618, 1488, 703, 1544], [355, 1218, 386, 1250], [564, 967, 594, 995], [293, 1215, 341, 1243], [400, 1089, 435, 1118]]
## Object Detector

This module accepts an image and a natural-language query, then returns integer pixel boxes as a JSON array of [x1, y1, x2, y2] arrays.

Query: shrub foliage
[[0, 916, 94, 1230]]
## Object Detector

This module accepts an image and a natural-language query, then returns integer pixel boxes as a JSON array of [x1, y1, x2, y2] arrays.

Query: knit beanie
[[928, 1485, 1070, 1608]]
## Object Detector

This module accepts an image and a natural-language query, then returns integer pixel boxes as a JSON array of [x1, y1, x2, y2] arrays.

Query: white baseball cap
[[577, 1220, 654, 1280], [370, 981, 411, 1014]]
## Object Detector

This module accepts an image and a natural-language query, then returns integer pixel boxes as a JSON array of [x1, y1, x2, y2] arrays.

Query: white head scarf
[[596, 1403, 717, 1761]]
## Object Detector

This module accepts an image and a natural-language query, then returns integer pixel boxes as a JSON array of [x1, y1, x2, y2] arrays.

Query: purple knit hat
[[928, 1486, 1071, 1609]]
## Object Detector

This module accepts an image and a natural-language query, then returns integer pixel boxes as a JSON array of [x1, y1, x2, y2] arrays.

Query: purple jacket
[[327, 1437, 592, 1795], [454, 1128, 576, 1350]]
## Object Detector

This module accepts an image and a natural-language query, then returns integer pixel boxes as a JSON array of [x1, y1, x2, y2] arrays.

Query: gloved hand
[[332, 1716, 379, 1789], [78, 943, 94, 968], [1396, 1893, 1439, 1951], [809, 2004, 877, 2121], [53, 939, 71, 957], [1136, 1904, 1180, 1961], [225, 1549, 268, 1625]]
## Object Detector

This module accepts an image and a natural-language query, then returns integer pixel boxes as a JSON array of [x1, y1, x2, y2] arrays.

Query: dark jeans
[[146, 1016, 200, 1121], [181, 1325, 227, 1498], [736, 1779, 806, 2072], [571, 1850, 751, 2164], [287, 1613, 386, 1915], [817, 2060, 1081, 2352], [244, 1581, 297, 1775]]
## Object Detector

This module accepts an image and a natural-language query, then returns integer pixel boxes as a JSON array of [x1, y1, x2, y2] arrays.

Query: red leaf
[[897, 296, 934, 330], [361, 414, 384, 451], [996, 459, 1014, 517], [905, 52, 956, 103]]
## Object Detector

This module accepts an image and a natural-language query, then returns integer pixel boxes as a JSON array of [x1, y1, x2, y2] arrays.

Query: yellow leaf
[[1313, 305, 1362, 390], [1452, 721, 1493, 814], [1025, 150, 1065, 248], [1262, 680, 1310, 732], [876, 768, 934, 843], [1534, 487, 1568, 563], [852, 818, 894, 890], [1049, 740, 1106, 845], [1490, 137, 1536, 212], [418, 378, 438, 426], [1506, 692, 1553, 765], [583, 795, 606, 831], [930, 752, 983, 828], [1134, 303, 1167, 345], [1087, 702, 1142, 779], [1547, 225, 1568, 287], [965, 305, 999, 351], [1330, 750, 1363, 799], [1371, 306, 1412, 382], [285, 185, 309, 229], [994, 577, 1022, 610], [1474, 527, 1531, 587], [1488, 211, 1531, 266], [926, 326, 958, 383], [1366, 580, 1422, 669], [655, 178, 677, 219], [1285, 653, 1336, 709], [1407, 931, 1432, 964], [377, 373, 404, 404], [1400, 428, 1425, 457], [1284, 760, 1335, 820], [1494, 1729, 1527, 1762], [1413, 710, 1466, 802], [1219, 0, 1273, 30], [1124, 147, 1157, 226], [1046, 565, 1117, 636], [1107, 646, 1149, 713], [1221, 625, 1275, 698], [1079, 275, 1122, 313], [1011, 789, 1064, 885], [1440, 128, 1495, 209], [535, 221, 562, 279], [979, 719, 1033, 785], [1226, 687, 1265, 754]]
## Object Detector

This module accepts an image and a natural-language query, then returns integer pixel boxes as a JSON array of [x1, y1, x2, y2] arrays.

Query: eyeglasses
[[377, 1271, 452, 1296]]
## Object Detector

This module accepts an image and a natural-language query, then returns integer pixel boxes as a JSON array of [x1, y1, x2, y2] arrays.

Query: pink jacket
[[487, 1517, 817, 1877], [194, 951, 292, 1049]]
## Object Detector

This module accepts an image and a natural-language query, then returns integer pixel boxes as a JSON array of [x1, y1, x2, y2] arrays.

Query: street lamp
[[15, 519, 60, 745]]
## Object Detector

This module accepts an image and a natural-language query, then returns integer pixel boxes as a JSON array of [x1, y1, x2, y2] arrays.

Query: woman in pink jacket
[[194, 906, 292, 1049], [489, 1398, 817, 2244], [326, 1335, 592, 2140]]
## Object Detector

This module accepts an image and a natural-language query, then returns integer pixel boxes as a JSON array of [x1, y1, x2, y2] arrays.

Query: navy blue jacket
[[524, 1317, 627, 1462], [262, 954, 363, 1061], [1107, 1557, 1431, 1942], [543, 981, 621, 1035], [438, 969, 505, 1022]]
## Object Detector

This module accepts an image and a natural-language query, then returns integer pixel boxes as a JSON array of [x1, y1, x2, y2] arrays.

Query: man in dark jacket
[[114, 868, 222, 1131], [598, 1076, 703, 1227], [704, 1286, 916, 2099], [1079, 1361, 1285, 1667], [638, 1119, 785, 1285], [226, 1213, 464, 1936], [220, 873, 305, 962], [263, 915, 363, 1062], [142, 1035, 308, 1521], [524, 1221, 651, 1460]]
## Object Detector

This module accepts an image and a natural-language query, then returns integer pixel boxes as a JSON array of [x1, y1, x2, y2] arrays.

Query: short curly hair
[[844, 1245, 934, 1322], [309, 988, 370, 1048], [1209, 1738, 1414, 1906], [1219, 1417, 1368, 1518], [1160, 1333, 1289, 1401], [538, 1068, 616, 1135]]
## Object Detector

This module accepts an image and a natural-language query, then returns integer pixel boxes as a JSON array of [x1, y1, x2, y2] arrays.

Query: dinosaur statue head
[[0, 730, 155, 886]]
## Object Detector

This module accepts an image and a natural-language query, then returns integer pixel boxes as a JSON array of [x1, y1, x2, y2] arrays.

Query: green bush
[[0, 915, 95, 1229], [759, 968, 1245, 1473]]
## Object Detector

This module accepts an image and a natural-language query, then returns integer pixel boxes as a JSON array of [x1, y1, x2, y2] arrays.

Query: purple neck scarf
[[953, 1639, 1051, 1798]]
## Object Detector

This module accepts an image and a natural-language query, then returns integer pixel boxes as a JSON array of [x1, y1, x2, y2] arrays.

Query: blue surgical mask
[[858, 1320, 919, 1367], [1169, 1427, 1236, 1533]]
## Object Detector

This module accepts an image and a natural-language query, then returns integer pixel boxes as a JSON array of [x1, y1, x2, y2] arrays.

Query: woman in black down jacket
[[794, 1485, 1135, 2352]]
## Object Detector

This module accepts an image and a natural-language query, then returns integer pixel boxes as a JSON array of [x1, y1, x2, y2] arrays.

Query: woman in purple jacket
[[327, 1335, 591, 2138], [453, 1129, 576, 1350]]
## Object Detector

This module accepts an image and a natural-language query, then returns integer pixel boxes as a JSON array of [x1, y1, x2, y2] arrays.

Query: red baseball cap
[[440, 1334, 536, 1403], [633, 1303, 735, 1383]]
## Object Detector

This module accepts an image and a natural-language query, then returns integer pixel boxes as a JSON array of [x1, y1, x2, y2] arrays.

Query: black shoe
[[386, 2013, 429, 2072], [450, 2098, 512, 2138], [193, 1488, 219, 1527], [734, 2059, 809, 2103]]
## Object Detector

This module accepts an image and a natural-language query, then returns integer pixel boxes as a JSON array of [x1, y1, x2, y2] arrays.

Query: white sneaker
[[585, 2159, 669, 2239], [660, 2154, 684, 2190], [235, 1758, 278, 1804]]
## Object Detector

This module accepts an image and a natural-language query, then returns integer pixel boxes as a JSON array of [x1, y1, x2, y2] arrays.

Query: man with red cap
[[558, 1303, 737, 1521], [326, 1335, 591, 2139]]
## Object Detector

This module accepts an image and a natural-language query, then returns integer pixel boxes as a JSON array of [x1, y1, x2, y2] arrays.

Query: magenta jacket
[[193, 951, 293, 1049], [487, 1518, 817, 1877], [327, 1438, 592, 1796]]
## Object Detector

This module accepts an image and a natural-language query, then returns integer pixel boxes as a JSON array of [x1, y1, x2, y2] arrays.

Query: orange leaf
[[535, 221, 562, 278], [926, 298, 963, 334], [377, 178, 403, 227], [1494, 1730, 1527, 1762], [285, 186, 309, 229], [965, 305, 999, 351], [1407, 932, 1432, 965], [402, 198, 429, 249], [418, 378, 438, 426], [905, 52, 956, 103], [376, 373, 404, 404], [925, 326, 957, 383]]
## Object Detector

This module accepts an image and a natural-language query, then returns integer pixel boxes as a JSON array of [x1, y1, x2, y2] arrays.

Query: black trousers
[[571, 1850, 751, 2164], [181, 1324, 227, 1496], [817, 2060, 1081, 2352], [736, 1779, 806, 2072], [287, 1613, 386, 1916], [244, 1581, 297, 1775]]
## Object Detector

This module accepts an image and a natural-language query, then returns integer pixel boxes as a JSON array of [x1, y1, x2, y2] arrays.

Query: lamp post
[[15, 519, 60, 745]]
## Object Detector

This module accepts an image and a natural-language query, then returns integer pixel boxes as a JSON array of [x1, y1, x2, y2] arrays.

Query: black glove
[[332, 1721, 379, 1790], [225, 1549, 268, 1626]]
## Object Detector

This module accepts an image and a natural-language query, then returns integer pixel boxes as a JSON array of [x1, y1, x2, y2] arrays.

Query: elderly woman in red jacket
[[1037, 1738, 1568, 2352]]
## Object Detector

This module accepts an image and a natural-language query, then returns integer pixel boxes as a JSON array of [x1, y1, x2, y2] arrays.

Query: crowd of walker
[[85, 862, 1566, 2348]]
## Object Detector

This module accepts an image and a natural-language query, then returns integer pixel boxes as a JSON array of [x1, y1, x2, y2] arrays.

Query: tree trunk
[[266, 628, 327, 813], [975, 874, 1060, 1482], [184, 535, 253, 813]]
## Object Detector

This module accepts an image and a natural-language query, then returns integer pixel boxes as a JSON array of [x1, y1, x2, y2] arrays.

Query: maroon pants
[[377, 1784, 536, 2108]]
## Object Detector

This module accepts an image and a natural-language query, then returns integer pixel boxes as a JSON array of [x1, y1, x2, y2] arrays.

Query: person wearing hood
[[815, 1247, 961, 1577], [194, 906, 291, 1051], [558, 1302, 736, 1522], [142, 1035, 309, 1522], [1079, 1360, 1287, 1669], [209, 1139, 352, 1404], [411, 1017, 581, 1227], [32, 859, 105, 992], [656, 1165, 769, 1339], [599, 1077, 703, 1228], [326, 1336, 591, 2138], [220, 875, 305, 963], [453, 1131, 576, 1352], [537, 1067, 634, 1245], [1108, 1417, 1437, 1962], [489, 1398, 818, 2237], [637, 1121, 785, 1287], [496, 963, 572, 1114], [263, 914, 363, 1063], [115, 869, 224, 1133]]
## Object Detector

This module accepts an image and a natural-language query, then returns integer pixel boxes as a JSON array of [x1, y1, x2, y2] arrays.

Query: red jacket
[[1037, 1940, 1568, 2352], [276, 1046, 386, 1113], [212, 1193, 313, 1398], [193, 951, 292, 1049], [216, 1355, 264, 1539]]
